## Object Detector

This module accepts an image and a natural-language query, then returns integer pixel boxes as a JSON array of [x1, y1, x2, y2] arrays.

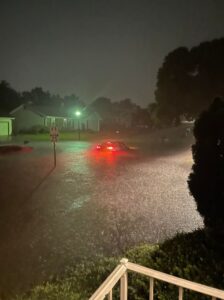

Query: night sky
[[1, 0, 224, 107]]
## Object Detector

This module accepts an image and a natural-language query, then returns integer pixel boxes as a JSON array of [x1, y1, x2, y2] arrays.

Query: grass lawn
[[14, 131, 101, 142], [14, 130, 148, 142], [13, 125, 194, 152]]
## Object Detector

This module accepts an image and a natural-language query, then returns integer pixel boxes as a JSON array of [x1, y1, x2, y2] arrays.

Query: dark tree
[[132, 107, 151, 128], [155, 38, 224, 123], [89, 97, 113, 129], [21, 87, 52, 105], [90, 97, 112, 116], [188, 97, 224, 237], [155, 47, 193, 124], [63, 94, 84, 108], [117, 98, 138, 112], [0, 80, 22, 112], [90, 97, 140, 129], [115, 98, 139, 125]]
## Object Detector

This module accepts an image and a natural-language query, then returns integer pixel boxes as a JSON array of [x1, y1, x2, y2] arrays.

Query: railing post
[[149, 277, 154, 300], [120, 272, 128, 300], [179, 287, 183, 300], [108, 289, 112, 300], [90, 259, 224, 300], [120, 259, 128, 300]]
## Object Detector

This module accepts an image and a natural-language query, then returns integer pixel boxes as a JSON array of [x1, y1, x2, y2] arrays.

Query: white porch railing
[[89, 258, 224, 300]]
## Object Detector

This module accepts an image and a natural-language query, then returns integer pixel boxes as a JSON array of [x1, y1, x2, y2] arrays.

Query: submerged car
[[95, 141, 130, 152]]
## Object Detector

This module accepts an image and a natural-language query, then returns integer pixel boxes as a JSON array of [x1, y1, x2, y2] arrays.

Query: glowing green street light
[[75, 111, 81, 117], [75, 110, 82, 140]]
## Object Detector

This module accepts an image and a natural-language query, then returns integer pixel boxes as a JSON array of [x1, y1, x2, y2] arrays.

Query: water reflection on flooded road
[[0, 141, 202, 295]]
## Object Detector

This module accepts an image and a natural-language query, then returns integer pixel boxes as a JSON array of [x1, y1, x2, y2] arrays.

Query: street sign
[[50, 126, 59, 142], [50, 126, 59, 166]]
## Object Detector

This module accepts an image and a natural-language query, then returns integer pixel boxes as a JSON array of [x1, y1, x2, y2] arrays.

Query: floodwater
[[0, 141, 203, 296]]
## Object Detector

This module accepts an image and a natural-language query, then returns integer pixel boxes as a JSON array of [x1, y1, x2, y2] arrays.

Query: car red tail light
[[96, 145, 101, 149], [107, 146, 114, 150]]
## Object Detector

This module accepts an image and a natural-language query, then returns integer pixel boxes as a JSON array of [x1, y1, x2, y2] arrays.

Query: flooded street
[[0, 141, 203, 296]]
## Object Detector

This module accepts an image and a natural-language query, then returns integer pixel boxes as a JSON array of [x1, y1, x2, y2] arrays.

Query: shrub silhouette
[[188, 97, 224, 237]]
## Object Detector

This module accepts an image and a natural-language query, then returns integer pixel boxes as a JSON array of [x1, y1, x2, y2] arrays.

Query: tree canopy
[[155, 38, 224, 123], [0, 80, 22, 113], [21, 87, 52, 106], [0, 82, 85, 112], [90, 97, 142, 129], [0, 82, 145, 129]]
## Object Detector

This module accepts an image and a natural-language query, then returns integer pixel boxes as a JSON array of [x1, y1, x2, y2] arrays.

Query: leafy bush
[[15, 257, 118, 300], [15, 230, 224, 300], [15, 282, 81, 300], [126, 230, 224, 300], [19, 125, 49, 134], [188, 97, 224, 237]]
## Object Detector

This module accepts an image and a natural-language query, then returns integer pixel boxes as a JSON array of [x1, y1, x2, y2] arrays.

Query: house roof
[[28, 105, 69, 118], [81, 106, 102, 120], [10, 103, 102, 120]]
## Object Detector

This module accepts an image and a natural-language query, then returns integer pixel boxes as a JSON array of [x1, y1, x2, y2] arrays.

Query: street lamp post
[[75, 110, 81, 140]]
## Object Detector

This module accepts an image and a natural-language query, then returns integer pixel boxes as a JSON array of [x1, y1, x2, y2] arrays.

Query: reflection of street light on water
[[75, 110, 81, 140]]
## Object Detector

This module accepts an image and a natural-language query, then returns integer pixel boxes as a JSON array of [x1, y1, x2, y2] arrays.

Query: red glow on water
[[21, 146, 33, 153], [88, 142, 138, 169], [0, 145, 33, 155]]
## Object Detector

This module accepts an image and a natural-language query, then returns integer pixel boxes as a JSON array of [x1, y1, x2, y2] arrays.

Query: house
[[10, 103, 101, 133], [0, 110, 14, 136]]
